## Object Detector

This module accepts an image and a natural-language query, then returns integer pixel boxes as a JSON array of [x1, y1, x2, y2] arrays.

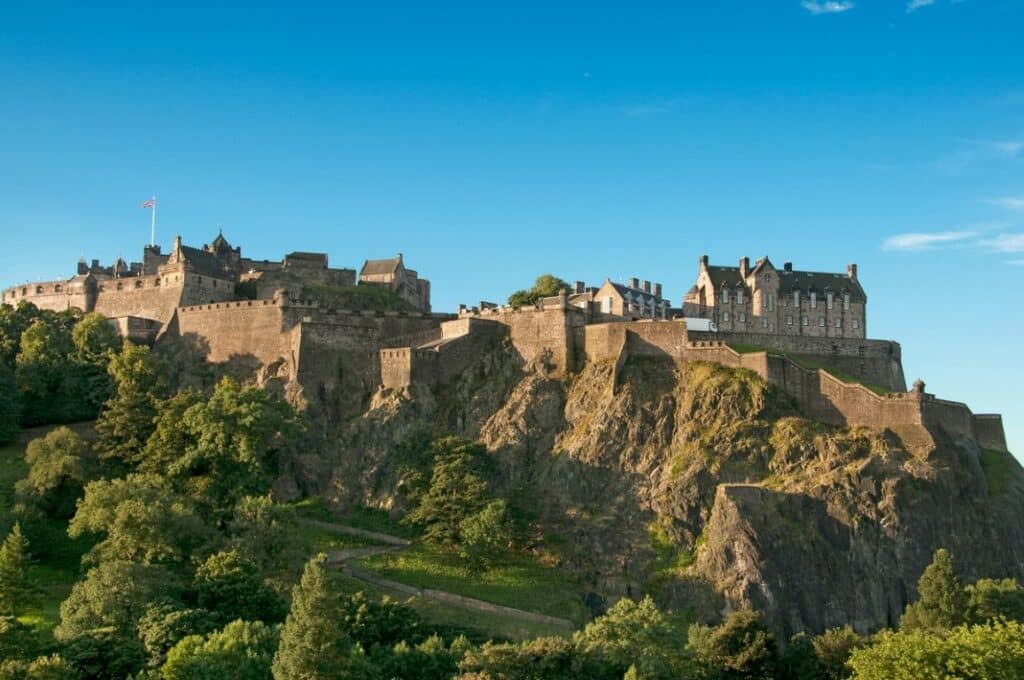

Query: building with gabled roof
[[682, 255, 866, 338], [359, 253, 431, 313]]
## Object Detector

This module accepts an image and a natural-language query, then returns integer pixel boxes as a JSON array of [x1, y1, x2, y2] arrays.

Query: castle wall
[[3, 281, 92, 313], [458, 306, 585, 375], [173, 299, 294, 366], [93, 275, 187, 324], [972, 415, 1009, 452]]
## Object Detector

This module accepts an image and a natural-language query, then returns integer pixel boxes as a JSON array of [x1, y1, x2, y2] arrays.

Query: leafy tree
[[194, 550, 286, 625], [0, 302, 42, 369], [900, 548, 967, 631], [966, 578, 1024, 624], [15, 427, 97, 519], [137, 604, 218, 669], [94, 342, 167, 468], [378, 634, 461, 680], [0, 654, 79, 680], [507, 274, 570, 308], [777, 632, 825, 680], [687, 609, 778, 680], [69, 312, 121, 415], [0, 364, 19, 445], [68, 474, 213, 566], [162, 620, 278, 680], [0, 616, 40, 663], [459, 635, 598, 680], [459, 499, 514, 573], [811, 626, 866, 680], [271, 554, 373, 680], [403, 436, 492, 546], [15, 319, 75, 426], [575, 596, 694, 679], [54, 561, 179, 643], [338, 591, 421, 652], [60, 627, 147, 680], [227, 496, 303, 574], [169, 377, 301, 515], [847, 619, 1024, 679], [138, 389, 203, 474], [0, 523, 37, 615]]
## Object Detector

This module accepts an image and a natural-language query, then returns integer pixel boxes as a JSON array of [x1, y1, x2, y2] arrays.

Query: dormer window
[[737, 289, 745, 305], [721, 289, 729, 304]]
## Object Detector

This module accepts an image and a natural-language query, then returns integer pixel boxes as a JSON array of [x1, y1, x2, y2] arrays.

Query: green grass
[[727, 343, 775, 355], [302, 283, 413, 312], [343, 506, 422, 540], [356, 543, 587, 625], [330, 572, 572, 643], [979, 448, 1022, 497]]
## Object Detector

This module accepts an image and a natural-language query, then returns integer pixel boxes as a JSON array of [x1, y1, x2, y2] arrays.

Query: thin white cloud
[[990, 195, 1024, 210], [882, 230, 977, 251], [907, 0, 936, 11], [980, 233, 1024, 253], [993, 140, 1024, 157], [802, 1, 854, 15]]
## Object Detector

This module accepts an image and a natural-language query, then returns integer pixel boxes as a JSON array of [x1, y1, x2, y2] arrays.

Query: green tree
[[162, 620, 278, 680], [94, 342, 167, 468], [507, 274, 570, 308], [0, 523, 37, 616], [847, 619, 1024, 679], [338, 591, 421, 652], [459, 635, 598, 680], [575, 596, 694, 679], [15, 427, 97, 519], [69, 312, 121, 415], [194, 550, 286, 625], [55, 560, 178, 643], [811, 626, 866, 680], [169, 377, 301, 515], [60, 627, 147, 680], [137, 604, 218, 670], [378, 634, 461, 680], [966, 578, 1024, 624], [0, 364, 19, 445], [900, 548, 967, 631], [227, 496, 303, 574], [139, 389, 203, 474], [687, 609, 778, 680], [0, 615, 40, 664], [15, 318, 75, 426], [458, 499, 513, 573], [68, 474, 213, 566], [403, 436, 492, 546], [0, 654, 79, 680], [271, 554, 373, 680], [0, 302, 42, 370]]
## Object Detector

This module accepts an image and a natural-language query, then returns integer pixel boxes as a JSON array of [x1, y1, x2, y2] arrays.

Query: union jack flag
[[140, 198, 156, 208]]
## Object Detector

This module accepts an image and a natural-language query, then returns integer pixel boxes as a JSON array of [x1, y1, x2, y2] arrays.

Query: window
[[802, 316, 809, 326], [810, 292, 817, 309], [54, 284, 62, 292], [843, 293, 850, 310], [793, 291, 800, 307], [721, 289, 729, 304], [819, 317, 826, 327], [761, 318, 769, 328], [738, 312, 746, 323], [827, 292, 834, 310], [723, 311, 730, 322], [834, 318, 842, 328], [852, 319, 860, 329], [35, 285, 43, 294], [602, 296, 612, 313], [737, 290, 745, 304], [786, 314, 793, 325]]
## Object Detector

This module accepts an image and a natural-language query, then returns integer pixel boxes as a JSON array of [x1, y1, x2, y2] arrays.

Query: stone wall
[[2, 280, 92, 313], [93, 276, 188, 324], [458, 306, 587, 375], [972, 415, 1009, 452]]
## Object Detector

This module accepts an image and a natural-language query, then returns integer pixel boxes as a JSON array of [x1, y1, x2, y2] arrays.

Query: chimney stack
[[642, 280, 651, 293], [630, 277, 639, 290], [574, 280, 585, 294], [653, 282, 663, 298], [699, 254, 709, 270], [784, 262, 793, 272], [739, 257, 750, 278], [847, 263, 858, 280]]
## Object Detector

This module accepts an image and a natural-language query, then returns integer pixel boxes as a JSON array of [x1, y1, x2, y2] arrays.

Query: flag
[[140, 199, 156, 208]]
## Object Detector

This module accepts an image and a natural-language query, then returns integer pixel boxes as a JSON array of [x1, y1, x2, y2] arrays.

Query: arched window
[[843, 292, 850, 310], [721, 289, 729, 304], [736, 288, 745, 305]]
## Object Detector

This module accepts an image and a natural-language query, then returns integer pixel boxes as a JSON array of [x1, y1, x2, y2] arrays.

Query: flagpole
[[150, 196, 157, 247]]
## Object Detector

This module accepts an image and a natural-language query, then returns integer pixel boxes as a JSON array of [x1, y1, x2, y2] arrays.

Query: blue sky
[[1, 1, 1022, 455]]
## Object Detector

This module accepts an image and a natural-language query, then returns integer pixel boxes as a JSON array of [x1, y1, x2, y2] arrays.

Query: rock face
[[317, 348, 1024, 638]]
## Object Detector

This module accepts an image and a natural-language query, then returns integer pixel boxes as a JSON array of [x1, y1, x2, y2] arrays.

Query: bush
[[162, 620, 278, 680]]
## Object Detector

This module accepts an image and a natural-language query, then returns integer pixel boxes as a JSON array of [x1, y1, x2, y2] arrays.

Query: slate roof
[[180, 245, 231, 278], [361, 257, 402, 277], [704, 263, 866, 302]]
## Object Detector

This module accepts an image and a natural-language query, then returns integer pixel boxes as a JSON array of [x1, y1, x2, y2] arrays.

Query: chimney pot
[[630, 277, 639, 289], [653, 282, 663, 298], [642, 280, 651, 293], [739, 257, 750, 277], [784, 262, 793, 272], [847, 263, 858, 280], [700, 254, 709, 269]]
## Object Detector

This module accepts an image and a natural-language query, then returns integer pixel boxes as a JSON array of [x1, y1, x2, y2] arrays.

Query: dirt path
[[301, 518, 575, 631]]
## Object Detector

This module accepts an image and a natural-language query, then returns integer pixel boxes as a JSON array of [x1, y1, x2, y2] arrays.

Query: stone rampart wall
[[93, 277, 187, 324], [972, 415, 1009, 452]]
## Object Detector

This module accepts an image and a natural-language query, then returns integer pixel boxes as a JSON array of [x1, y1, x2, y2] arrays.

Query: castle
[[1, 238, 1009, 452]]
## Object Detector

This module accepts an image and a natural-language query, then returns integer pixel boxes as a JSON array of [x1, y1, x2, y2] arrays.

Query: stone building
[[359, 254, 431, 313], [682, 256, 866, 338], [563, 278, 669, 320]]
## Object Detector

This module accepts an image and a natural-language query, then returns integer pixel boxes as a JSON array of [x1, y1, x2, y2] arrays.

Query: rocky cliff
[[312, 342, 1024, 639]]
